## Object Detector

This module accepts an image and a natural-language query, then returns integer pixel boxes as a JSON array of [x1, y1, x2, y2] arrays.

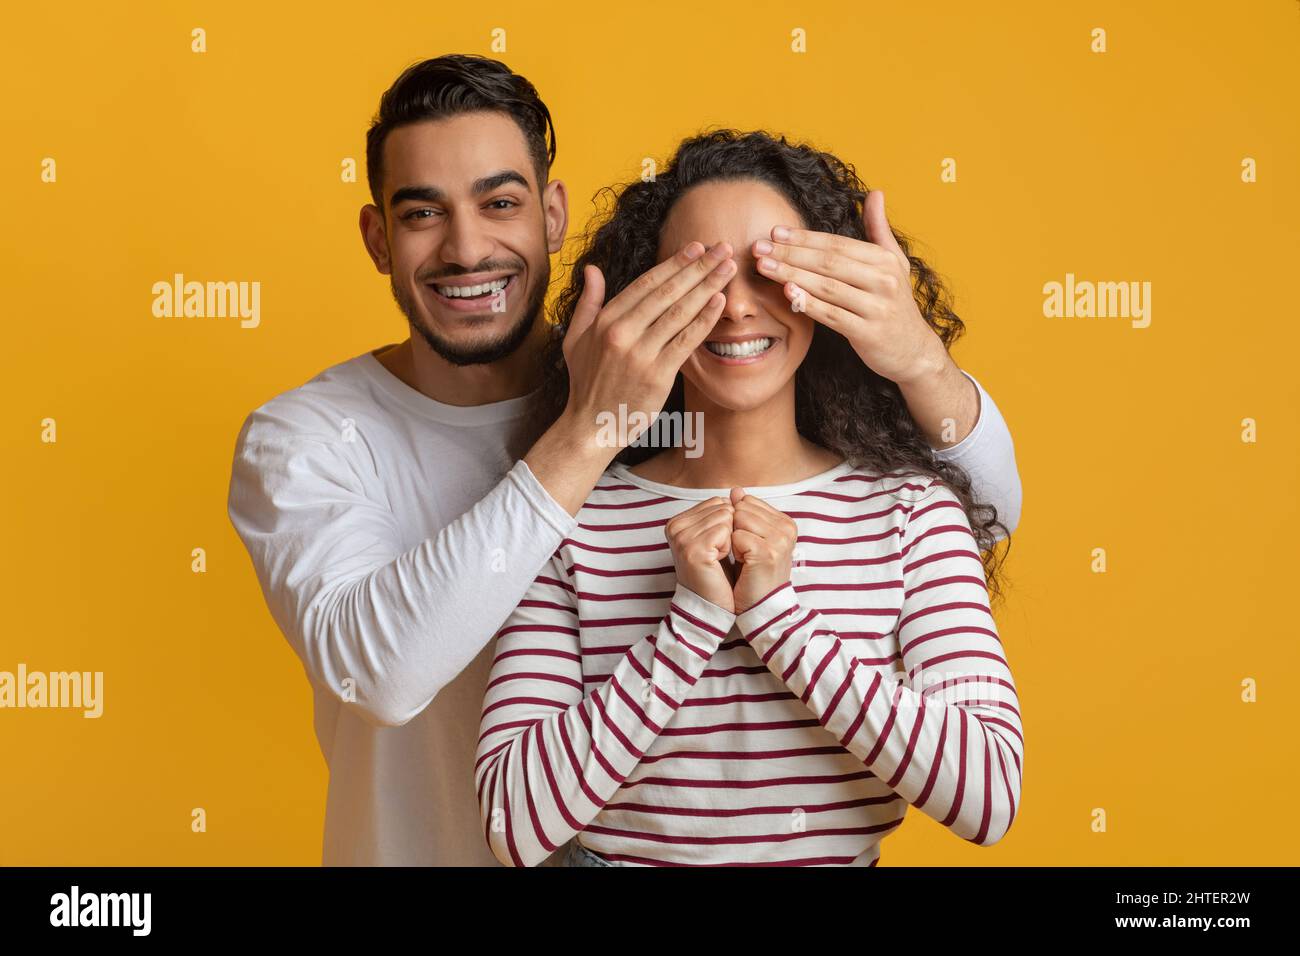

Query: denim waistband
[[564, 840, 624, 867]]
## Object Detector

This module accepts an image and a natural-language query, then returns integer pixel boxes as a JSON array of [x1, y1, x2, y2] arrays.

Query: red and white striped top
[[475, 459, 1024, 866]]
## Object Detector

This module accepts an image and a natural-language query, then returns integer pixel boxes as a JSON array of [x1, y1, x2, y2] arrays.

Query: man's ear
[[358, 203, 392, 275], [542, 178, 569, 254]]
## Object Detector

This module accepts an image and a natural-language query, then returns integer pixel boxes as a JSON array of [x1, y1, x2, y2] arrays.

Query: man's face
[[365, 111, 564, 366]]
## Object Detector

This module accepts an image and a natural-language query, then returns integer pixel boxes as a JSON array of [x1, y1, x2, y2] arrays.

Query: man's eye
[[487, 198, 517, 210], [404, 208, 438, 221]]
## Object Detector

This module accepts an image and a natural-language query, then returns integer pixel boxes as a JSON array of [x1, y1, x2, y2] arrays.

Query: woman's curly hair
[[529, 128, 1010, 601]]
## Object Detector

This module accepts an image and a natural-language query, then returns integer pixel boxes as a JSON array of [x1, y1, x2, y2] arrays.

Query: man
[[226, 54, 1021, 866]]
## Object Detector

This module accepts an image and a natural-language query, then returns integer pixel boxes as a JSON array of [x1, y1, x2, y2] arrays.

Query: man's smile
[[425, 272, 520, 312]]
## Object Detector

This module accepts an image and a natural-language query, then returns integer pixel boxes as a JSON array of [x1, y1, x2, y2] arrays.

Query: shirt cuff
[[734, 581, 803, 653], [668, 583, 737, 644], [510, 458, 580, 538], [932, 369, 986, 462]]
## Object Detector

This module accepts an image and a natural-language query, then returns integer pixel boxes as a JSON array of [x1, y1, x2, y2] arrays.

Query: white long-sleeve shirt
[[226, 345, 1021, 866], [476, 464, 1024, 866]]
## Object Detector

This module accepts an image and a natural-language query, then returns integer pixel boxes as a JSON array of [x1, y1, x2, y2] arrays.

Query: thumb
[[563, 264, 605, 355], [731, 528, 762, 563], [864, 189, 906, 266], [730, 486, 746, 507]]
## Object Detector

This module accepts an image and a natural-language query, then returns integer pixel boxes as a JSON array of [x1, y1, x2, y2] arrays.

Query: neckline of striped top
[[606, 458, 856, 500]]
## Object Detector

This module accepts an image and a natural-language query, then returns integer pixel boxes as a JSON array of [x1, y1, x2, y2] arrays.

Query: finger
[[666, 497, 731, 534], [604, 241, 729, 335], [638, 244, 737, 353], [765, 225, 884, 265], [735, 497, 798, 545], [562, 264, 605, 357], [730, 528, 766, 562], [755, 257, 876, 320], [681, 509, 735, 540], [732, 500, 784, 536], [729, 486, 746, 507], [754, 241, 896, 289], [660, 290, 726, 368], [756, 231, 894, 271], [735, 492, 787, 519], [682, 512, 736, 557], [780, 281, 856, 334], [700, 522, 733, 561], [864, 189, 908, 268]]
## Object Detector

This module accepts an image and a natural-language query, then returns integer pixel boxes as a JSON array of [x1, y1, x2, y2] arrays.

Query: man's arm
[[227, 409, 580, 728], [897, 355, 1022, 538], [751, 190, 1022, 537], [227, 245, 737, 727]]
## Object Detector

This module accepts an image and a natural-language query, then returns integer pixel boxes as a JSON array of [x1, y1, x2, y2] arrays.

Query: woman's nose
[[718, 270, 760, 322]]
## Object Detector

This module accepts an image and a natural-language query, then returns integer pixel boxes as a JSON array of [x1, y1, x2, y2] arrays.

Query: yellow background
[[2, 0, 1297, 865]]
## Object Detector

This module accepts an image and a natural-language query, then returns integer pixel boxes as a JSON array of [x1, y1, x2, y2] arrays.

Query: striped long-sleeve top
[[475, 459, 1024, 866]]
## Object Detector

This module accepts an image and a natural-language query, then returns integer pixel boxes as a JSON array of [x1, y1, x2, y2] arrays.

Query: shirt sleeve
[[475, 560, 736, 867], [226, 407, 578, 728], [932, 370, 1022, 538], [733, 479, 1024, 847]]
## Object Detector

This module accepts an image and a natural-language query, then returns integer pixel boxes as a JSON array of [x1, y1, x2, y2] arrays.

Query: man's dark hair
[[365, 54, 556, 209]]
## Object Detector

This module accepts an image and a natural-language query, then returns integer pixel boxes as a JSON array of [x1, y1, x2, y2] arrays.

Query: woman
[[475, 130, 1023, 866]]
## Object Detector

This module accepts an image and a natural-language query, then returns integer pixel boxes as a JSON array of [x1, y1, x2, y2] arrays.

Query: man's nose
[[438, 213, 495, 270]]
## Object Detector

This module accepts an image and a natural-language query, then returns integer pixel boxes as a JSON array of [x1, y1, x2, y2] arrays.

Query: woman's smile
[[700, 333, 782, 365]]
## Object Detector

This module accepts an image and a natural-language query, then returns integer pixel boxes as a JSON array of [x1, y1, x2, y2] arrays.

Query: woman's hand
[[665, 496, 736, 613], [729, 487, 799, 613]]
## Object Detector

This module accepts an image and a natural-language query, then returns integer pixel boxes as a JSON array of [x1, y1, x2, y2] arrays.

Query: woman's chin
[[690, 386, 787, 415]]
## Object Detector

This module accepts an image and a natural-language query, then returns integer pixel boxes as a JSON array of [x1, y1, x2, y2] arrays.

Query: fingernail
[[758, 257, 776, 272], [772, 226, 791, 241], [717, 259, 736, 276], [684, 242, 703, 259], [753, 239, 773, 255]]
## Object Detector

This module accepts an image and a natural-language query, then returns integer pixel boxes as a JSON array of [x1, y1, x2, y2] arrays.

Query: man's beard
[[390, 264, 548, 367]]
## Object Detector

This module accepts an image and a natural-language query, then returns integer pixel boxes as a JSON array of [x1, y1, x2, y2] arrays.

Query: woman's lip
[[705, 334, 782, 344], [425, 274, 518, 313], [699, 337, 781, 365]]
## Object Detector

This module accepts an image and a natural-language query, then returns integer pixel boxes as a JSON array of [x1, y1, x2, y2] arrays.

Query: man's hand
[[729, 487, 798, 614], [563, 241, 735, 434], [749, 190, 978, 448], [527, 242, 735, 514]]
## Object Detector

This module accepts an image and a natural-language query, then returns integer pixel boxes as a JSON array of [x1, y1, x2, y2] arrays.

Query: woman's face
[[656, 179, 815, 413]]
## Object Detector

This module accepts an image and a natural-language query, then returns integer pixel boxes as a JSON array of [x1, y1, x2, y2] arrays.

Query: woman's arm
[[733, 480, 1024, 846], [475, 553, 735, 867]]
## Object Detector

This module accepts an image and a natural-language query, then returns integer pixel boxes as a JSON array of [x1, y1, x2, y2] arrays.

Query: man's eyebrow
[[388, 170, 531, 209], [389, 184, 444, 207], [473, 169, 531, 194]]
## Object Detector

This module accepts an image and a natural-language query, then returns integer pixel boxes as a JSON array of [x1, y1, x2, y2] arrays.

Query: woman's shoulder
[[825, 462, 950, 501], [578, 461, 689, 512]]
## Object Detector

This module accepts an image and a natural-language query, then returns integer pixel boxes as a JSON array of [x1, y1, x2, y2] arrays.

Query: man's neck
[[375, 320, 548, 407]]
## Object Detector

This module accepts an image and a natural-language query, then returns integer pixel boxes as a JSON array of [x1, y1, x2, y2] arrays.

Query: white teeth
[[704, 337, 774, 358], [436, 277, 510, 298]]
